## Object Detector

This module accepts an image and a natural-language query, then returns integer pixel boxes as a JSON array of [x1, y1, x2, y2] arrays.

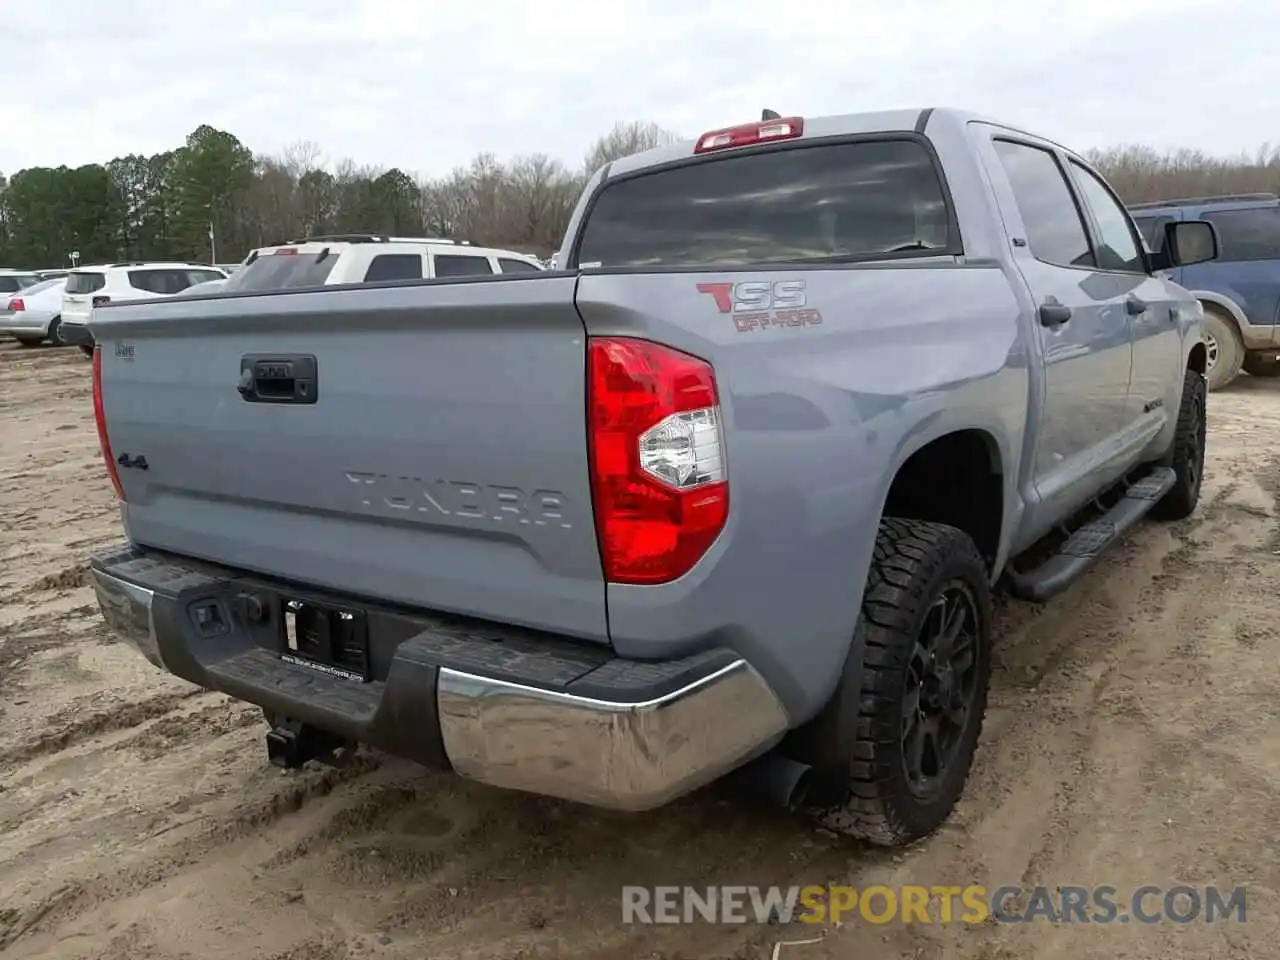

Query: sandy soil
[[2, 340, 1278, 960]]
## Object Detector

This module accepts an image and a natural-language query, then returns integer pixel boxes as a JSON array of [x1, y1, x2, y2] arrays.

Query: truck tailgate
[[90, 277, 608, 641]]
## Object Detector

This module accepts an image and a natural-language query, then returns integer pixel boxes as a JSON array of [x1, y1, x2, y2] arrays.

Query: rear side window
[[498, 258, 540, 273], [1132, 215, 1175, 253], [1067, 161, 1144, 274], [65, 271, 106, 294], [222, 250, 340, 291], [433, 255, 494, 277], [128, 269, 214, 295], [1200, 207, 1280, 262], [0, 274, 38, 291], [364, 254, 424, 282], [992, 140, 1093, 269], [14, 278, 62, 296], [574, 139, 956, 268]]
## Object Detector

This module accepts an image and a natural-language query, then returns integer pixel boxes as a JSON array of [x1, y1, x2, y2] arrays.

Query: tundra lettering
[[89, 107, 1215, 849], [345, 472, 572, 528]]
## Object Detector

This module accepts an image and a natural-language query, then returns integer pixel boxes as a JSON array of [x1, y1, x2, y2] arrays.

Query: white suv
[[220, 235, 543, 292], [59, 262, 227, 355]]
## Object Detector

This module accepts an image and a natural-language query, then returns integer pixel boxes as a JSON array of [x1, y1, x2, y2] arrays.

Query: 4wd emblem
[[696, 279, 823, 333]]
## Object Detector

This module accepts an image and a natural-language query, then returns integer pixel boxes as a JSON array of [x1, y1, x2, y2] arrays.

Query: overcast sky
[[5, 0, 1277, 178]]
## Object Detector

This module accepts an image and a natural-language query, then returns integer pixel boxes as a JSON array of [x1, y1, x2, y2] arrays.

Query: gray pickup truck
[[87, 108, 1218, 847]]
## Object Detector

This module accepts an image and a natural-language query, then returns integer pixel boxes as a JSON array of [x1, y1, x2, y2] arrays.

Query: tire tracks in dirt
[[0, 689, 205, 773]]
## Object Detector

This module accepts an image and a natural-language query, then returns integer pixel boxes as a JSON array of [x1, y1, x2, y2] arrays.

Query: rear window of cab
[[574, 138, 956, 268]]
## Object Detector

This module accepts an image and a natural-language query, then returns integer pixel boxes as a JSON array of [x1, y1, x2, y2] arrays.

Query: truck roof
[[1127, 193, 1279, 214], [605, 107, 1074, 178]]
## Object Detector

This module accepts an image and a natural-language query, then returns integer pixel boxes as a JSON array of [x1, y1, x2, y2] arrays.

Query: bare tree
[[281, 139, 325, 179], [1089, 143, 1280, 202], [500, 154, 579, 252], [582, 121, 682, 175]]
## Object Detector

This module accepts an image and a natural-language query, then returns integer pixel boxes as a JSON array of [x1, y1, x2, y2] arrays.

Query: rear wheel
[[46, 316, 62, 345], [1153, 368, 1207, 521], [1203, 307, 1243, 391], [808, 518, 992, 847], [79, 344, 93, 358]]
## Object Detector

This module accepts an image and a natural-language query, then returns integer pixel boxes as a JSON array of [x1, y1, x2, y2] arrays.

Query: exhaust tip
[[733, 752, 813, 812]]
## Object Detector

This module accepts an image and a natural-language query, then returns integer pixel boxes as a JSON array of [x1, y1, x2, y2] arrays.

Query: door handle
[[1039, 303, 1072, 327], [238, 354, 318, 405], [1125, 295, 1149, 316]]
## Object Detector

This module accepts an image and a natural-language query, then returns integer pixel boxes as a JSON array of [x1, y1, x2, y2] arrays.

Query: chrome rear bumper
[[90, 549, 788, 811]]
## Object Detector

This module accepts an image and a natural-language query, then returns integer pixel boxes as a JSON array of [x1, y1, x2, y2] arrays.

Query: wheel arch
[[1187, 339, 1206, 375], [879, 427, 1007, 573], [1192, 291, 1248, 332]]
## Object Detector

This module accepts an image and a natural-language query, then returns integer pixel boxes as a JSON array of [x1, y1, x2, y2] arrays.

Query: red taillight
[[694, 117, 804, 154], [92, 346, 126, 501], [8, 298, 24, 312], [587, 337, 729, 585], [92, 295, 111, 307]]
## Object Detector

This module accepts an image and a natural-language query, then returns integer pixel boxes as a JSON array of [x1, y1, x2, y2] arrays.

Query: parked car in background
[[1129, 193, 1280, 389], [215, 263, 242, 275], [88, 107, 1215, 848], [219, 235, 543, 292], [182, 277, 227, 296], [0, 270, 41, 295], [35, 269, 70, 281], [0, 276, 68, 345], [59, 262, 228, 356]]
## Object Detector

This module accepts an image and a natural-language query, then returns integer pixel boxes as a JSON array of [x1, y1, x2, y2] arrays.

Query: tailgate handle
[[238, 355, 318, 405]]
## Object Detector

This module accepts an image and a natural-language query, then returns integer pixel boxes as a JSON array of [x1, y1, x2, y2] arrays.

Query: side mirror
[[1152, 219, 1219, 270]]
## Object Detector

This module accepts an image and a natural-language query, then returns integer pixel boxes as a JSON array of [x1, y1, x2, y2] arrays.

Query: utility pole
[[208, 221, 217, 265]]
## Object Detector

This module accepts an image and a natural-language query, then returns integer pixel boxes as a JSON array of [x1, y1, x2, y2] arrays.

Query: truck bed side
[[573, 264, 1026, 715]]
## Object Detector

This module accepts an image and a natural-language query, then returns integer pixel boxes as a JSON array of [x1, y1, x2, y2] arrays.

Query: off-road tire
[[1243, 354, 1280, 378], [1153, 368, 1206, 522], [1203, 307, 1243, 391], [810, 518, 992, 847]]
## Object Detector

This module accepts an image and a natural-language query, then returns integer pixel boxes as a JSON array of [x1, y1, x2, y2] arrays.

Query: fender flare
[[1190, 290, 1249, 331]]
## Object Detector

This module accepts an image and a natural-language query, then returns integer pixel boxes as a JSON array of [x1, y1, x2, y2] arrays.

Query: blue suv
[[1129, 193, 1280, 390]]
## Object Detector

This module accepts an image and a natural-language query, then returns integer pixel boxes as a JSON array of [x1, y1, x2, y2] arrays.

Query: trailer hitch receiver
[[266, 718, 348, 769]]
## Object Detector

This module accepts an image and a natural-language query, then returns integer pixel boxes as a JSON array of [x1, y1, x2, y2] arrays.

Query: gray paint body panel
[[577, 265, 1028, 717], [93, 276, 609, 642], [90, 107, 1204, 724]]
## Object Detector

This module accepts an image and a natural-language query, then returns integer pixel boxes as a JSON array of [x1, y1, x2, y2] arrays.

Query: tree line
[[0, 122, 1277, 270]]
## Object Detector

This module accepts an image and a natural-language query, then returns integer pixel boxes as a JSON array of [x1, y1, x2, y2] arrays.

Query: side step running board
[[1007, 467, 1176, 603]]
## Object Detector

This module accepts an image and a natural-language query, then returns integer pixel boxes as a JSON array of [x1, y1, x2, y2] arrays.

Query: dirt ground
[[2, 340, 1278, 960]]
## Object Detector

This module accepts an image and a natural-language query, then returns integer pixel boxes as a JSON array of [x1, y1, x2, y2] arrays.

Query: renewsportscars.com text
[[621, 884, 1248, 925]]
